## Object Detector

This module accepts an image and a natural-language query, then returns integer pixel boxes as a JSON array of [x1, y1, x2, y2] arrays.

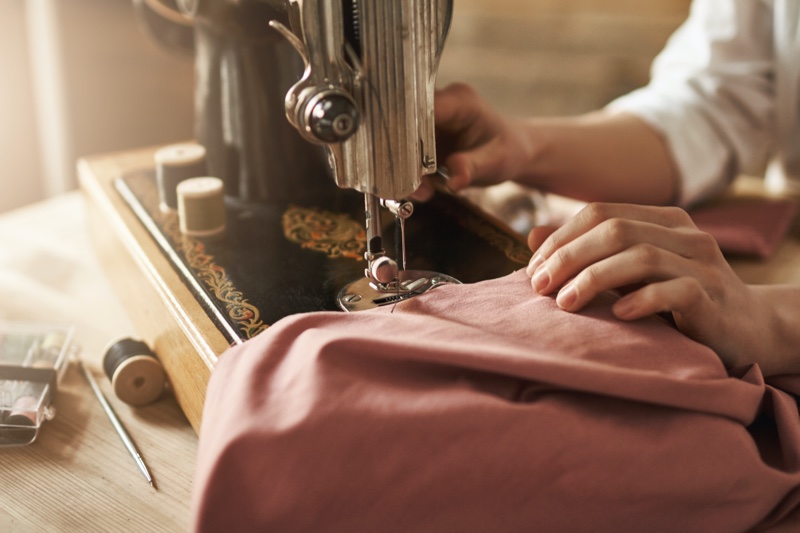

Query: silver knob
[[302, 89, 360, 144]]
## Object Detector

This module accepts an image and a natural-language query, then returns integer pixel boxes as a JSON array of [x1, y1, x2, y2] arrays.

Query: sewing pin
[[77, 360, 156, 489]]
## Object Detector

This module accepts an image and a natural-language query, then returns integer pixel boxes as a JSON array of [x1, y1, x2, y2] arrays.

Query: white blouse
[[608, 0, 800, 206]]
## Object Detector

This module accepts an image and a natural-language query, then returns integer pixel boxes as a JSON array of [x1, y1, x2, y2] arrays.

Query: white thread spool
[[177, 177, 226, 236], [155, 143, 208, 212]]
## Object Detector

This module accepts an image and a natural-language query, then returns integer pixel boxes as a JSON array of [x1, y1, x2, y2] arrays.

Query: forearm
[[518, 111, 680, 206], [749, 285, 800, 376]]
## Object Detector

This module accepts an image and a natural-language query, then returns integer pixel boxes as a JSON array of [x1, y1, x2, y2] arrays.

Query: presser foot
[[337, 270, 460, 312]]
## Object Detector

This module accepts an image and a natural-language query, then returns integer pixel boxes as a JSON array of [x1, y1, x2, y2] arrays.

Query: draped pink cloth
[[192, 270, 800, 532], [691, 197, 797, 258]]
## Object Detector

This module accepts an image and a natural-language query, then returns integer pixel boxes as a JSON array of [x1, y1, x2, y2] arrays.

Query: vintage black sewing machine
[[80, 0, 530, 430]]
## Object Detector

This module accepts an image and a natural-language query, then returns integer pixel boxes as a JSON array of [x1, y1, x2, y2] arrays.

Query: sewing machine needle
[[400, 217, 407, 271]]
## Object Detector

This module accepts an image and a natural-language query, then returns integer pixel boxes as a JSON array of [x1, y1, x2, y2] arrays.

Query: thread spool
[[0, 397, 38, 445], [103, 338, 165, 407], [177, 177, 226, 236], [155, 143, 208, 212], [6, 396, 38, 427]]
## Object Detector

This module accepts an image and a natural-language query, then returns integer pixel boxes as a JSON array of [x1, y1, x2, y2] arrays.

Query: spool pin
[[155, 143, 208, 212], [103, 338, 165, 407], [177, 177, 226, 236]]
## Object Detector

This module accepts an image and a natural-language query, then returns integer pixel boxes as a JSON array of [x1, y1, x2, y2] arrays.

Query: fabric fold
[[690, 197, 798, 258], [192, 270, 800, 532]]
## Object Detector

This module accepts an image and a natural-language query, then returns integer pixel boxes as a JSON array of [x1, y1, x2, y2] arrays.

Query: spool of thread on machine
[[103, 338, 165, 407], [177, 177, 226, 236], [155, 143, 208, 212]]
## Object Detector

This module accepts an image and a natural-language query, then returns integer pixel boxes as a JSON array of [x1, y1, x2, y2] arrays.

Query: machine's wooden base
[[79, 145, 531, 432], [79, 147, 229, 432]]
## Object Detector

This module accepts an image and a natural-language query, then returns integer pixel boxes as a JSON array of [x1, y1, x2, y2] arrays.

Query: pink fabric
[[192, 270, 800, 532], [690, 197, 797, 258]]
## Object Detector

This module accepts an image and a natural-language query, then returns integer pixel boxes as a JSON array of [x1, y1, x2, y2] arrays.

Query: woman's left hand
[[525, 203, 788, 374]]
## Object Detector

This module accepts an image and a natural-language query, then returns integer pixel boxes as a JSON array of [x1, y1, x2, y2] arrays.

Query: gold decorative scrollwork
[[282, 205, 366, 259], [438, 196, 532, 264], [135, 179, 268, 339], [175, 231, 269, 339]]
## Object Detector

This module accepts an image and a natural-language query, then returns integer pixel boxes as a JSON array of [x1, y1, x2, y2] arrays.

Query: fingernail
[[526, 253, 544, 277], [531, 266, 550, 294], [556, 282, 577, 310]]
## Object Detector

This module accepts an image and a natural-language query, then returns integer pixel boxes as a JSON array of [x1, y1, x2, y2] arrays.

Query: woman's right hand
[[414, 83, 534, 201]]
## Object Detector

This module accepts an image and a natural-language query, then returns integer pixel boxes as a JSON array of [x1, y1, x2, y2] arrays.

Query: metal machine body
[[271, 0, 458, 310]]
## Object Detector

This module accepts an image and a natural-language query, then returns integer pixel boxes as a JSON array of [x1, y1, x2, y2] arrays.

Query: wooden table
[[0, 192, 196, 531]]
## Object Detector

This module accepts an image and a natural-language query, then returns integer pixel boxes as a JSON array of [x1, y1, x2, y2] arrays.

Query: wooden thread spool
[[177, 177, 226, 236], [103, 338, 165, 407], [155, 143, 208, 212]]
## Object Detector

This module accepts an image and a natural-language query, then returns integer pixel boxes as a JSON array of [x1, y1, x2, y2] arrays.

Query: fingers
[[524, 202, 727, 320], [435, 83, 484, 135], [612, 277, 709, 321], [441, 153, 474, 192], [442, 145, 507, 191], [530, 218, 706, 296], [544, 244, 699, 312], [521, 201, 769, 373], [534, 203, 695, 261], [527, 225, 558, 253], [435, 83, 509, 190], [410, 176, 435, 202]]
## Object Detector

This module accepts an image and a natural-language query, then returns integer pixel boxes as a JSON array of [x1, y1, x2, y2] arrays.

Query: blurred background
[[0, 0, 690, 214]]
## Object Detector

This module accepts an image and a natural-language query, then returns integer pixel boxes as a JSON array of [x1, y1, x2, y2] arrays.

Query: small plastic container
[[0, 321, 74, 446]]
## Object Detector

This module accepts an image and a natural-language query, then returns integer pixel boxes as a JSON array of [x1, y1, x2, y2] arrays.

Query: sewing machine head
[[271, 0, 459, 311]]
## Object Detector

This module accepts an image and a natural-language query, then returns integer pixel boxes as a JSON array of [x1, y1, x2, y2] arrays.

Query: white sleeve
[[607, 0, 775, 207]]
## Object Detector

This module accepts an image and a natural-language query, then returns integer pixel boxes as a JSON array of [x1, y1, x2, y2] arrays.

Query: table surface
[[0, 192, 196, 532], [0, 179, 798, 532]]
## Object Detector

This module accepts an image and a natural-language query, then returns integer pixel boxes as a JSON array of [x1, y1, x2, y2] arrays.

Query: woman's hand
[[525, 203, 800, 376], [413, 83, 534, 201], [415, 83, 678, 204]]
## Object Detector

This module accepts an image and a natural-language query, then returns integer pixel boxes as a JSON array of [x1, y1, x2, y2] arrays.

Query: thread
[[177, 177, 226, 236], [155, 143, 208, 212], [103, 338, 165, 407]]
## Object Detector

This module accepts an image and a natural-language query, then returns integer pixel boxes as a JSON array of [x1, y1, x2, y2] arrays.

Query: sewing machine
[[80, 0, 529, 430], [269, 0, 461, 310]]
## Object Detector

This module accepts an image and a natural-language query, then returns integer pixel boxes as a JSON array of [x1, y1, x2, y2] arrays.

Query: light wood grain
[[0, 192, 197, 532]]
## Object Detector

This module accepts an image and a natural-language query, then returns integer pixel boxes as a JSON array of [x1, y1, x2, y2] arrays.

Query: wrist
[[748, 285, 800, 376], [512, 116, 558, 189]]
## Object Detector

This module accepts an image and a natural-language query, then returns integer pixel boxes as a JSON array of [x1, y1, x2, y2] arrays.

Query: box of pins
[[0, 322, 74, 446]]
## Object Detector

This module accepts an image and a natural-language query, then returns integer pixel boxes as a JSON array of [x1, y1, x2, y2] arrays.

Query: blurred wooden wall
[[439, 0, 692, 116]]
